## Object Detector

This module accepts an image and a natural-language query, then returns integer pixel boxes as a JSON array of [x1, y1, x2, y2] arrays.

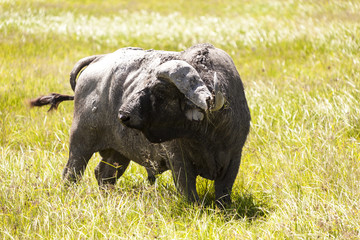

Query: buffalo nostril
[[119, 114, 130, 122]]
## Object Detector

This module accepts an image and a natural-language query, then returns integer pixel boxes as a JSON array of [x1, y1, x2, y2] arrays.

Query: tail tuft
[[29, 93, 74, 112]]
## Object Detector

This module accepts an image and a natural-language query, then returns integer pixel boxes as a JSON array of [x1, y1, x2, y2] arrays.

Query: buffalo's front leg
[[95, 149, 130, 186], [171, 159, 198, 203], [145, 168, 157, 185], [214, 153, 242, 206]]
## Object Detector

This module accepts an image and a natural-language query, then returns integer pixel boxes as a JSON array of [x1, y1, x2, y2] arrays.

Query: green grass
[[1, 0, 360, 238]]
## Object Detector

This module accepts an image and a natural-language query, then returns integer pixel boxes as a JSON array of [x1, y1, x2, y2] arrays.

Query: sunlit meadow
[[1, 0, 360, 239]]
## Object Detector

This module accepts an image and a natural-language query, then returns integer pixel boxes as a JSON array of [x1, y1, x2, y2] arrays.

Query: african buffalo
[[30, 43, 251, 204]]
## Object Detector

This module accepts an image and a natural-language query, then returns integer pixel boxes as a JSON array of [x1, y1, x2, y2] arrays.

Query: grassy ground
[[1, 0, 360, 239]]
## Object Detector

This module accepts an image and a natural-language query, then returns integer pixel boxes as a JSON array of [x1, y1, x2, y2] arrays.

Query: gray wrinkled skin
[[62, 43, 251, 204]]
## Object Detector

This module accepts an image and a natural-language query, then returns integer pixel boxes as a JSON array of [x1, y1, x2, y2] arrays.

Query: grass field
[[1, 0, 360, 239]]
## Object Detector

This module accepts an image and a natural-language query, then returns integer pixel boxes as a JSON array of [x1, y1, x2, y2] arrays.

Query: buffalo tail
[[29, 93, 74, 112]]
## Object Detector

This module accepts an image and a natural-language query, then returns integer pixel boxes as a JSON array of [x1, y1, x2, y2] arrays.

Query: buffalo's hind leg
[[63, 140, 94, 184], [95, 149, 130, 187], [62, 127, 96, 184], [62, 149, 94, 185]]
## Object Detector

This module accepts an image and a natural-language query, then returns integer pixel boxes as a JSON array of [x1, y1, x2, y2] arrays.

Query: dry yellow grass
[[1, 0, 359, 238]]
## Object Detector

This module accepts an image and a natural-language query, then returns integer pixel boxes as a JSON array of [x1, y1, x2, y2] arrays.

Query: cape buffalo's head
[[118, 60, 224, 143]]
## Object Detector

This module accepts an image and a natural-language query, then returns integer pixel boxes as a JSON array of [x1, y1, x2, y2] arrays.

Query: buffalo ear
[[211, 72, 225, 111], [155, 60, 212, 111]]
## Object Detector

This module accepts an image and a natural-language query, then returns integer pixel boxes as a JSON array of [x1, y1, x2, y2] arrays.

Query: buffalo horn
[[156, 60, 212, 111]]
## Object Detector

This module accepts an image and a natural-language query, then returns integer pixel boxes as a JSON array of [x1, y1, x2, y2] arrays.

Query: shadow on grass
[[229, 192, 271, 220], [95, 174, 272, 221], [144, 179, 272, 221], [196, 190, 272, 221]]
